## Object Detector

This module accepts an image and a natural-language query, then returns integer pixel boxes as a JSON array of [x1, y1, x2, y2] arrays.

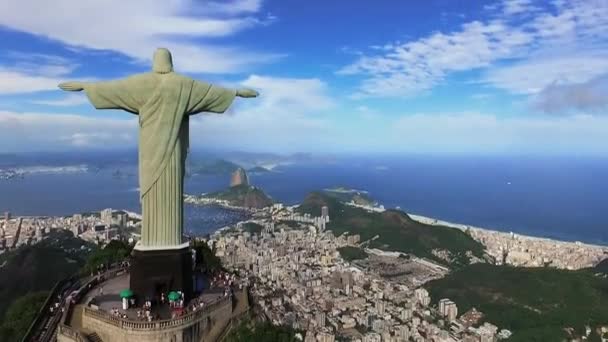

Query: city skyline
[[0, 0, 607, 155]]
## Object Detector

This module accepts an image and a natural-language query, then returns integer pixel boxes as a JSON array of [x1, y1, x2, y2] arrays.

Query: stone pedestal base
[[130, 245, 193, 302]]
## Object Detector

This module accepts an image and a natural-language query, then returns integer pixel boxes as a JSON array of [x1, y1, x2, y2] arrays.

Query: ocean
[[0, 155, 607, 245]]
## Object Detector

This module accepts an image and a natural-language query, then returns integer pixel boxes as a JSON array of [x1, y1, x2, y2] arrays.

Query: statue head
[[153, 48, 173, 74]]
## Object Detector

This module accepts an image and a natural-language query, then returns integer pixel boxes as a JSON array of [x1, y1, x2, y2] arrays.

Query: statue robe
[[84, 72, 236, 247]]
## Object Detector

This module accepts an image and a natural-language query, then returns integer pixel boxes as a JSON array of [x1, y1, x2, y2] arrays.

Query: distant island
[[0, 165, 89, 180], [189, 159, 241, 175], [323, 187, 379, 208], [248, 165, 272, 173], [188, 158, 274, 176]]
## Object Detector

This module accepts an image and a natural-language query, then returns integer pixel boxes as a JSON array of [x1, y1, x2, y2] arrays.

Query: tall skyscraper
[[376, 300, 386, 315], [438, 298, 458, 321], [116, 212, 127, 228], [316, 311, 326, 327], [72, 224, 80, 237], [439, 298, 450, 315], [321, 205, 329, 219], [446, 302, 458, 321], [72, 214, 82, 226], [100, 208, 113, 226]]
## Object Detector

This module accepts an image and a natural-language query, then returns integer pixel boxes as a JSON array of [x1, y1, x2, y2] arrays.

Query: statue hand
[[58, 82, 85, 92], [236, 88, 259, 98]]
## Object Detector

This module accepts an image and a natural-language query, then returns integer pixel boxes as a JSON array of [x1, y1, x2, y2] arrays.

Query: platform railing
[[52, 267, 128, 342], [83, 295, 232, 331]]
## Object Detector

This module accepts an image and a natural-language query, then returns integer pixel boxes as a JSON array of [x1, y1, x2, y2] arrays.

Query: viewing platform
[[56, 268, 250, 342]]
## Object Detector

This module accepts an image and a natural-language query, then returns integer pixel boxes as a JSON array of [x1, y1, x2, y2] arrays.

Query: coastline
[[184, 195, 256, 213], [189, 193, 608, 250], [408, 213, 608, 249]]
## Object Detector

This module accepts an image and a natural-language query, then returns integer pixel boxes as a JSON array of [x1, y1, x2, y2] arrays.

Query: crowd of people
[[110, 307, 128, 319], [210, 271, 236, 289], [91, 268, 243, 323]]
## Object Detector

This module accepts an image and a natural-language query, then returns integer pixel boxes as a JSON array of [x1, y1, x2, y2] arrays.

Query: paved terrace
[[55, 268, 248, 342], [80, 273, 225, 321]]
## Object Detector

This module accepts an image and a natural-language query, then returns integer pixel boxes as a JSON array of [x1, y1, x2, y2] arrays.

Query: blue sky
[[0, 0, 607, 155]]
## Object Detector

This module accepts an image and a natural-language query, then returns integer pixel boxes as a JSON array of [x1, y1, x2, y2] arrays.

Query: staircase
[[86, 332, 103, 342]]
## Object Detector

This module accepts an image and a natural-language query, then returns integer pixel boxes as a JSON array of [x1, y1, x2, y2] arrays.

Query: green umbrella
[[168, 291, 180, 301], [119, 289, 134, 299]]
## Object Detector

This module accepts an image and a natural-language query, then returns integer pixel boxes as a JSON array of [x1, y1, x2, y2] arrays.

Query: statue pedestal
[[130, 244, 193, 302]]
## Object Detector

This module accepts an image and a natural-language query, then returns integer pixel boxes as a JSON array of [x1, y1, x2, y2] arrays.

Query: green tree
[[192, 240, 223, 274], [427, 264, 608, 340], [226, 320, 299, 342], [338, 246, 368, 261], [0, 292, 48, 342], [83, 240, 132, 274]]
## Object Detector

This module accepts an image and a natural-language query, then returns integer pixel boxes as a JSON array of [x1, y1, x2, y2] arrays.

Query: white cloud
[[471, 93, 493, 100], [190, 75, 335, 151], [200, 0, 263, 15], [502, 0, 539, 15], [531, 74, 608, 113], [3, 107, 608, 155], [338, 19, 532, 97], [482, 55, 608, 94], [339, 0, 608, 99], [0, 111, 137, 151], [60, 131, 134, 147], [0, 75, 337, 152], [0, 69, 66, 94], [0, 0, 281, 74], [0, 52, 88, 95], [241, 75, 335, 111], [30, 93, 89, 107], [478, 0, 608, 98], [389, 112, 608, 154]]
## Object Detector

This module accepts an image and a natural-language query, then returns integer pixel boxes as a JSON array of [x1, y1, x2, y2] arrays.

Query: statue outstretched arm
[[58, 82, 85, 92], [236, 88, 259, 98], [59, 78, 141, 114], [188, 81, 258, 115]]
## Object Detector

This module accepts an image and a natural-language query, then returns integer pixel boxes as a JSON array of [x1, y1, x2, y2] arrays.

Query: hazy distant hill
[[427, 263, 608, 341], [0, 150, 138, 169], [189, 159, 241, 175], [297, 192, 485, 267]]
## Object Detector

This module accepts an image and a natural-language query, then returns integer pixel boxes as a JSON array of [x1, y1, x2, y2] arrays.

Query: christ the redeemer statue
[[59, 48, 258, 249]]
